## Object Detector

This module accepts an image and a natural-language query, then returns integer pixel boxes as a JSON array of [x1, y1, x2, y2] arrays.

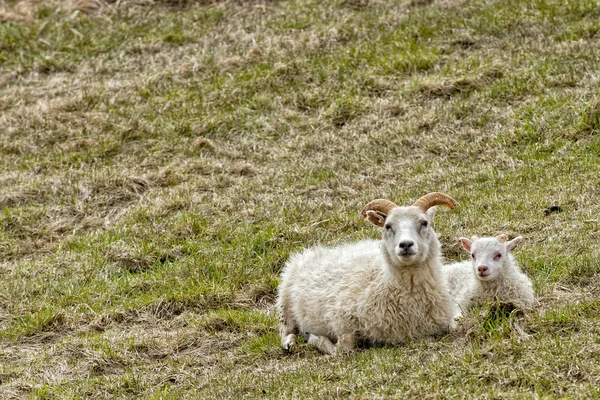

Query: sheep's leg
[[307, 334, 337, 355], [282, 334, 297, 351], [451, 302, 463, 320], [448, 319, 458, 332], [335, 332, 356, 355], [278, 295, 298, 352]]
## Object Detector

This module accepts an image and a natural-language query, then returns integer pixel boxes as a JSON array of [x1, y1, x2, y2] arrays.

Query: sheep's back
[[442, 262, 472, 297], [486, 264, 534, 309], [279, 240, 383, 337]]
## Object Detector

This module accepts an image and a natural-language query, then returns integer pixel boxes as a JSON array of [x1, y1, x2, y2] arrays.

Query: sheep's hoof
[[282, 334, 296, 352], [282, 342, 294, 352], [307, 334, 337, 355], [449, 320, 459, 332]]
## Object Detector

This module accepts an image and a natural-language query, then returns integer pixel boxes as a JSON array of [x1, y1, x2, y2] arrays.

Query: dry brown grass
[[1, 0, 600, 397]]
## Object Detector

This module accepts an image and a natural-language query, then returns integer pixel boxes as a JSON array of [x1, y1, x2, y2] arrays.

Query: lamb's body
[[278, 240, 456, 348], [444, 236, 534, 314], [277, 193, 459, 354]]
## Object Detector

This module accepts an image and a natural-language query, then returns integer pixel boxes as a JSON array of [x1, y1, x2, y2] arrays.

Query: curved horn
[[496, 234, 508, 243], [360, 199, 398, 227], [413, 192, 457, 212], [360, 199, 398, 219]]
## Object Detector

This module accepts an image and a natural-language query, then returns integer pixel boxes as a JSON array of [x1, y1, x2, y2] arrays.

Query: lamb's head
[[459, 235, 523, 281], [361, 193, 457, 267]]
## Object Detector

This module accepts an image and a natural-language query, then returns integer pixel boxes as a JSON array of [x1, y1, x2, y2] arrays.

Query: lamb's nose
[[399, 240, 414, 250], [478, 265, 489, 273]]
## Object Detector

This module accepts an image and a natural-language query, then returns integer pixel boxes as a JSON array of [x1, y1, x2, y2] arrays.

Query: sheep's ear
[[426, 206, 437, 220], [506, 236, 523, 252], [365, 210, 387, 227], [459, 237, 472, 252]]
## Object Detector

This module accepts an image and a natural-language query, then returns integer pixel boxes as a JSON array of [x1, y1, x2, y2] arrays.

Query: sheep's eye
[[384, 224, 392, 231], [494, 253, 502, 260], [471, 253, 476, 259], [421, 220, 428, 228]]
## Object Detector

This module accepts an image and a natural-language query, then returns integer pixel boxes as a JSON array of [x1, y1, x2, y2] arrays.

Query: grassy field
[[1, 0, 600, 397]]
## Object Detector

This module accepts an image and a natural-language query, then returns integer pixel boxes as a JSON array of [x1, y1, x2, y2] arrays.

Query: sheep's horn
[[360, 199, 398, 219], [496, 234, 508, 243], [413, 192, 457, 212]]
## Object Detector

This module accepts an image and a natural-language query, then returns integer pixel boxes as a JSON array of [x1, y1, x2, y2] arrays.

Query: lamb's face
[[460, 236, 522, 282], [468, 238, 506, 281], [382, 206, 434, 266]]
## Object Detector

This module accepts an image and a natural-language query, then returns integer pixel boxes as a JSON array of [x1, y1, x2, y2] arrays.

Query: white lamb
[[276, 192, 459, 355], [444, 235, 534, 314]]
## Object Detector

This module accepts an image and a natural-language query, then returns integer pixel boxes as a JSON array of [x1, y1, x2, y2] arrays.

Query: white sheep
[[444, 235, 534, 314], [276, 192, 459, 355]]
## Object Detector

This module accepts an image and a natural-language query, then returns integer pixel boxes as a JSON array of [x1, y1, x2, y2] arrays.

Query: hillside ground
[[1, 0, 600, 397]]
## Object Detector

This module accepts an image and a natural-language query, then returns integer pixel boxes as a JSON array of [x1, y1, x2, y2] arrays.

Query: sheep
[[443, 235, 534, 314], [276, 192, 459, 355]]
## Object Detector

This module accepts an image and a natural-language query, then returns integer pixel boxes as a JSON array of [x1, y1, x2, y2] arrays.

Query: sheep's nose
[[399, 240, 414, 250], [477, 266, 489, 273]]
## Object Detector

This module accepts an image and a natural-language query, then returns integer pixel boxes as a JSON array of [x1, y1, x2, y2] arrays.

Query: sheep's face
[[380, 206, 435, 266], [362, 194, 456, 268], [460, 236, 522, 281]]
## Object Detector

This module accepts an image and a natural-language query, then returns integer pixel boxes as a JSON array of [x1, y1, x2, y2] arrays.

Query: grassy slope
[[1, 0, 600, 397]]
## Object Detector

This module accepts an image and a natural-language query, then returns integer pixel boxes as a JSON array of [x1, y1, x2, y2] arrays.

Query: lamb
[[276, 192, 459, 355], [443, 235, 534, 314]]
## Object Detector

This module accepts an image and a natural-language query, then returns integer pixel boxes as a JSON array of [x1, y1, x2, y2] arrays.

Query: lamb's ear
[[459, 237, 472, 252], [506, 236, 523, 252], [365, 210, 387, 228]]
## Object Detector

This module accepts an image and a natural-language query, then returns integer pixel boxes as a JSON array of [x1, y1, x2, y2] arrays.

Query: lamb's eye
[[421, 220, 428, 228], [385, 224, 392, 231], [494, 253, 502, 260], [471, 254, 476, 259]]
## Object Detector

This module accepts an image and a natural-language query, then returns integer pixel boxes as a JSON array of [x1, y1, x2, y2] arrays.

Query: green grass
[[1, 0, 600, 397]]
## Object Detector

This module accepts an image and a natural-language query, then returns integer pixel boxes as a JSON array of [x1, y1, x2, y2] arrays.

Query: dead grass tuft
[[203, 316, 237, 332], [1, 0, 278, 22], [534, 284, 583, 310], [339, 0, 371, 10], [106, 242, 185, 274], [68, 0, 108, 14], [46, 214, 105, 235], [418, 69, 503, 98], [234, 282, 277, 308], [141, 299, 189, 319], [0, 10, 33, 23], [0, 189, 43, 208], [106, 243, 156, 273], [192, 137, 218, 153], [419, 78, 484, 99], [577, 101, 600, 135], [229, 162, 256, 177], [452, 38, 478, 49], [410, 0, 434, 6]]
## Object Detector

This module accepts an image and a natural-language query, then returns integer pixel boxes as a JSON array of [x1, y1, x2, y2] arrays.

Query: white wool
[[444, 236, 534, 314], [276, 205, 457, 355]]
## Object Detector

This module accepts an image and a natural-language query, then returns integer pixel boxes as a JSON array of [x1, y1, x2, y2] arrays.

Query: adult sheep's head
[[459, 235, 523, 281], [360, 193, 457, 266]]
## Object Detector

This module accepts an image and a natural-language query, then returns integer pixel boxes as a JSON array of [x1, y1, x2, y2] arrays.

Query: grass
[[1, 0, 600, 397]]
